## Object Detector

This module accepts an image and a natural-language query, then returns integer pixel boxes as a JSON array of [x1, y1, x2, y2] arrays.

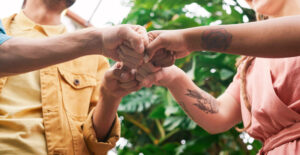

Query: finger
[[141, 78, 151, 87], [145, 83, 153, 88], [141, 70, 165, 86], [125, 84, 143, 92], [150, 50, 175, 67], [108, 68, 123, 80], [108, 62, 126, 80], [136, 74, 145, 82], [141, 76, 154, 88], [123, 60, 138, 69], [145, 33, 165, 62], [152, 55, 175, 67], [142, 63, 161, 73], [119, 25, 144, 54], [137, 66, 149, 78], [118, 50, 140, 67], [174, 51, 188, 59], [151, 49, 169, 62], [119, 45, 144, 59], [119, 45, 143, 68], [119, 80, 138, 89], [121, 65, 131, 72], [115, 62, 124, 69], [119, 72, 135, 83], [136, 63, 158, 77], [132, 25, 149, 47], [147, 32, 156, 43]]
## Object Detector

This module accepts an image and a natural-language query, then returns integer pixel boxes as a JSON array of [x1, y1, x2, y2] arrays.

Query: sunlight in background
[[0, 0, 132, 27], [69, 0, 132, 26], [0, 1, 252, 154], [0, 0, 250, 27]]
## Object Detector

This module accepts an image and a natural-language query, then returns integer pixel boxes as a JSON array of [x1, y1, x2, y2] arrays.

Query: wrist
[[82, 28, 104, 55], [182, 27, 204, 52], [180, 29, 192, 52], [163, 66, 185, 88], [100, 86, 122, 103], [181, 29, 193, 52]]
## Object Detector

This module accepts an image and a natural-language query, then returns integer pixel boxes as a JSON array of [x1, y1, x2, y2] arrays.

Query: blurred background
[[0, 0, 261, 154]]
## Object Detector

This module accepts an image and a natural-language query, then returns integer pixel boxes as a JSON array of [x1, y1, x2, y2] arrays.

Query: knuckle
[[118, 26, 130, 36]]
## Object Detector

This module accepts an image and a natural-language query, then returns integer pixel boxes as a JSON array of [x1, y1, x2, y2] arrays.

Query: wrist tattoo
[[185, 89, 219, 114], [201, 28, 232, 51]]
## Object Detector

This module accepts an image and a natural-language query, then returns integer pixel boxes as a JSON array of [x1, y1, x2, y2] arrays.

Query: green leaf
[[220, 68, 234, 81], [163, 117, 185, 131], [148, 105, 166, 119]]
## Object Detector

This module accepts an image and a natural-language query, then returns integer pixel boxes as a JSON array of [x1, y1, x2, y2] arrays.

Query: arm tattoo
[[201, 28, 232, 51], [185, 89, 219, 114]]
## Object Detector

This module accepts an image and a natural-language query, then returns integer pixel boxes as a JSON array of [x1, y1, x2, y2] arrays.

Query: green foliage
[[118, 0, 261, 154]]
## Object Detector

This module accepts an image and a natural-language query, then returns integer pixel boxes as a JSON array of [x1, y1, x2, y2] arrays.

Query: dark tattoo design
[[201, 28, 232, 51], [185, 89, 219, 114]]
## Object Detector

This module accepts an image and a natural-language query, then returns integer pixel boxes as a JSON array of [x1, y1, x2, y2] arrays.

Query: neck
[[270, 0, 300, 18], [23, 0, 65, 25]]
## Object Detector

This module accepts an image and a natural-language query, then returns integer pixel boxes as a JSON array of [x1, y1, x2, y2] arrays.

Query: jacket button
[[73, 79, 80, 86]]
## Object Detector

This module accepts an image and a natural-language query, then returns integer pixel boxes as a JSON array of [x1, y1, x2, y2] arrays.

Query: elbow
[[200, 124, 232, 135]]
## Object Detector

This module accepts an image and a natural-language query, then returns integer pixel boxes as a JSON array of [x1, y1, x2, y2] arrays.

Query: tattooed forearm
[[178, 102, 197, 122], [185, 89, 219, 114], [201, 28, 232, 51]]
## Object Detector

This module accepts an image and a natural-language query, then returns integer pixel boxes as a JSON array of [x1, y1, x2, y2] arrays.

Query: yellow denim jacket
[[1, 14, 120, 155]]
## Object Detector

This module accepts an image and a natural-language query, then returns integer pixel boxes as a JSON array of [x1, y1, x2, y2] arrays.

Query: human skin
[[93, 62, 141, 140], [0, 0, 147, 77], [137, 65, 240, 134], [0, 25, 146, 77], [144, 0, 300, 62], [10, 0, 146, 141], [137, 0, 300, 134]]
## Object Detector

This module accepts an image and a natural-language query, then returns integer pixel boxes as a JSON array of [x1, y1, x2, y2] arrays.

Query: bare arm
[[168, 68, 241, 134], [146, 15, 300, 62], [0, 25, 146, 77], [137, 66, 241, 134], [185, 15, 300, 58], [92, 64, 141, 140], [0, 28, 100, 76]]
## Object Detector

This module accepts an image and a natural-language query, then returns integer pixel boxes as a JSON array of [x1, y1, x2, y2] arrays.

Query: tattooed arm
[[137, 65, 242, 134], [145, 15, 300, 62]]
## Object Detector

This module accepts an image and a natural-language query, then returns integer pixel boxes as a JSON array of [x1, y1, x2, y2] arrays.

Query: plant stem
[[155, 119, 165, 139], [123, 114, 157, 143], [158, 128, 180, 145]]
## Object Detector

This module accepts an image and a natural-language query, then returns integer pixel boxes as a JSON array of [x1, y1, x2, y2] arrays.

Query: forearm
[[184, 15, 300, 58], [0, 28, 101, 76], [166, 72, 239, 134], [92, 87, 121, 141]]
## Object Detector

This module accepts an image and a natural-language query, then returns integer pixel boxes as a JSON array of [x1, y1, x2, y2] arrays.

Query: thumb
[[145, 37, 164, 63]]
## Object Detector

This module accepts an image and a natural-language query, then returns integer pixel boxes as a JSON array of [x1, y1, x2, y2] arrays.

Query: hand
[[136, 65, 184, 88], [145, 30, 191, 63], [100, 25, 148, 68], [136, 32, 177, 87], [101, 62, 141, 99], [147, 32, 175, 67], [118, 25, 149, 69]]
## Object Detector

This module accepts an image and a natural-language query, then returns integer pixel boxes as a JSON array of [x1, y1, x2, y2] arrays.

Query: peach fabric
[[226, 57, 300, 154]]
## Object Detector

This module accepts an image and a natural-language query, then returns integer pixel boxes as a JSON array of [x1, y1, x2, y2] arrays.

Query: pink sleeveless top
[[226, 57, 300, 154]]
